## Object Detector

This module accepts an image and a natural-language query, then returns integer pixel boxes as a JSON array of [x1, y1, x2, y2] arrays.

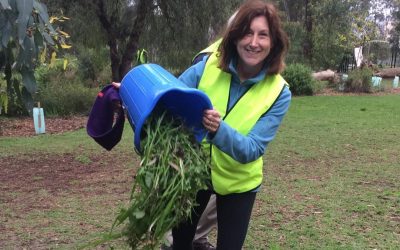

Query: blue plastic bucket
[[120, 64, 212, 152]]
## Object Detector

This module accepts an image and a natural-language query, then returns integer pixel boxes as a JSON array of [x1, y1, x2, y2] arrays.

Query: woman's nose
[[249, 35, 258, 47]]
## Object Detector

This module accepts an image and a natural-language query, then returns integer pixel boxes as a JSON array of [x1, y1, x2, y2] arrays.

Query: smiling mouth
[[245, 48, 260, 54]]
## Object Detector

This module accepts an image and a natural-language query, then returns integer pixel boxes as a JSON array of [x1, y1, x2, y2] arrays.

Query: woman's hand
[[111, 82, 122, 112], [112, 82, 121, 89], [203, 109, 221, 133]]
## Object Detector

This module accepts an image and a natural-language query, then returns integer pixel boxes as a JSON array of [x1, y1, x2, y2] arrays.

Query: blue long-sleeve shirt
[[178, 55, 291, 164]]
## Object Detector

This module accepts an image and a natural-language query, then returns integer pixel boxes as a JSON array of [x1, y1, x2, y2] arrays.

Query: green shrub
[[36, 50, 111, 90], [282, 63, 316, 96], [283, 22, 306, 65], [76, 46, 111, 87], [0, 74, 26, 116], [34, 53, 101, 116], [35, 54, 79, 89], [345, 68, 373, 93], [313, 80, 329, 94], [37, 83, 99, 116], [96, 64, 112, 87]]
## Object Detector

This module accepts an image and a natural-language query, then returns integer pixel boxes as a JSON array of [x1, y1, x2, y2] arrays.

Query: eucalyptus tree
[[384, 0, 400, 66], [42, 0, 243, 81], [0, 0, 69, 115], [312, 0, 360, 68], [277, 0, 380, 70], [141, 0, 243, 74]]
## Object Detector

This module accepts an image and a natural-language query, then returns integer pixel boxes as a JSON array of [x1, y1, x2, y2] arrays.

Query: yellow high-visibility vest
[[198, 53, 287, 195]]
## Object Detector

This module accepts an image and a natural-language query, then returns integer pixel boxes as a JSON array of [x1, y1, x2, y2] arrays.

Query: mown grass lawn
[[0, 94, 399, 249], [251, 95, 400, 249]]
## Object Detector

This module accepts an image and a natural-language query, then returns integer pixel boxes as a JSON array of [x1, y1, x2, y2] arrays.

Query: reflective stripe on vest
[[198, 53, 286, 195]]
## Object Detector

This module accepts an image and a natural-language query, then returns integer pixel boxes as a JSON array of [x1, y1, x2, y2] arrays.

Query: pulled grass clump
[[87, 113, 210, 249]]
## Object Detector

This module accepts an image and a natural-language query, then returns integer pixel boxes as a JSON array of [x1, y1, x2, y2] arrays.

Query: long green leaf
[[0, 51, 5, 69], [1, 20, 12, 47], [15, 35, 35, 70], [0, 0, 11, 10], [21, 86, 33, 115], [20, 66, 36, 94], [37, 17, 54, 45], [8, 0, 16, 11], [33, 27, 43, 48], [33, 0, 55, 34], [16, 0, 33, 47], [0, 92, 8, 114]]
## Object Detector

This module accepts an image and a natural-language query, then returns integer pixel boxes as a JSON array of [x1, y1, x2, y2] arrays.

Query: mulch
[[0, 116, 88, 137], [0, 114, 135, 248]]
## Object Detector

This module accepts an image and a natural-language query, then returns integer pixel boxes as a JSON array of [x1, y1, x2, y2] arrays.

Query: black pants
[[172, 189, 256, 250]]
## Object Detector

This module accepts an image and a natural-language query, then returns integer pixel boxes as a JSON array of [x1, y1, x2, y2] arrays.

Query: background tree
[[47, 0, 388, 76], [141, 0, 242, 74], [278, 0, 380, 70], [386, 0, 400, 66], [43, 0, 242, 81], [0, 0, 70, 115]]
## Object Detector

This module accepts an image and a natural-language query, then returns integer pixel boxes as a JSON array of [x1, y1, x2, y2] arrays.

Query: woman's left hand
[[111, 82, 122, 111], [112, 82, 121, 89], [203, 109, 221, 133]]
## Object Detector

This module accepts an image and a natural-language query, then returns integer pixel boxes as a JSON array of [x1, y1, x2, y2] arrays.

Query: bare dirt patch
[[0, 115, 88, 137], [0, 152, 134, 211], [0, 150, 137, 248], [0, 116, 139, 248]]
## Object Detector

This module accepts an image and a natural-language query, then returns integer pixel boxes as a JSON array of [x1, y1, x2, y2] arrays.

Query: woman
[[172, 1, 291, 249]]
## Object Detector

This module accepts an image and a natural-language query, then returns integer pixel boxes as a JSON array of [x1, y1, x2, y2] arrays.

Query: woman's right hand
[[203, 109, 221, 133]]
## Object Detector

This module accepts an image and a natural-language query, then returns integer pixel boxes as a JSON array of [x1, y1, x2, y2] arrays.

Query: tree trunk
[[119, 0, 151, 80], [281, 0, 290, 22], [312, 69, 338, 82], [95, 0, 151, 82], [303, 0, 313, 64], [375, 67, 400, 78], [95, 0, 121, 81]]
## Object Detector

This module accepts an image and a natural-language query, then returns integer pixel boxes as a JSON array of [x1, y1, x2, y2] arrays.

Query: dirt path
[[0, 116, 138, 248]]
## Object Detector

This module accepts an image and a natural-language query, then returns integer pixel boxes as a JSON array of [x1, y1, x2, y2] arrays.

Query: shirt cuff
[[207, 120, 228, 145]]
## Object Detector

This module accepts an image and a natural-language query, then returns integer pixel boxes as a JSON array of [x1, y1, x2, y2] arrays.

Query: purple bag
[[87, 85, 125, 150]]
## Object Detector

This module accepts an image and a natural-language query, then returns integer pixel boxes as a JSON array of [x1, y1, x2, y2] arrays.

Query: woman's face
[[236, 16, 271, 72]]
